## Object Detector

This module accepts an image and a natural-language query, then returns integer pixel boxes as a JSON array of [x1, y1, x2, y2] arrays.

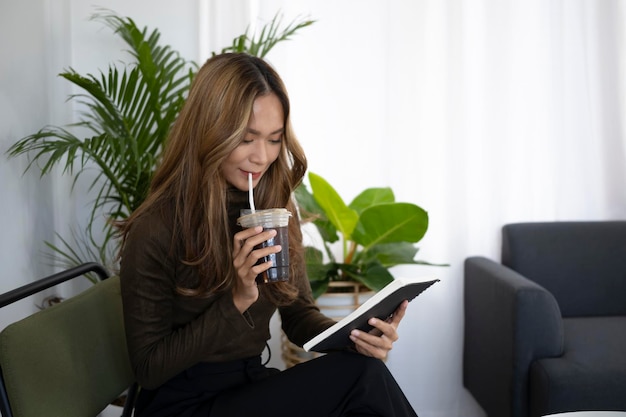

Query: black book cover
[[303, 276, 439, 353]]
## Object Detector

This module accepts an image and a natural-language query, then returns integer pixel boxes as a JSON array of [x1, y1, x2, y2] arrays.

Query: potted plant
[[6, 9, 314, 274], [296, 172, 434, 298], [281, 171, 440, 367]]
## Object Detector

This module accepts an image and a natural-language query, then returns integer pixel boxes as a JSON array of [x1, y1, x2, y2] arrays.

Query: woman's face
[[221, 93, 284, 191]]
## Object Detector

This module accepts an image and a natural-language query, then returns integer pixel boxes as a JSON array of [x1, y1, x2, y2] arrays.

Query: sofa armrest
[[464, 256, 564, 417]]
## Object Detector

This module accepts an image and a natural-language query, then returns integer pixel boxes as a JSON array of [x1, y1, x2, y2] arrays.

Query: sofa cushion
[[529, 316, 626, 417], [502, 222, 626, 317]]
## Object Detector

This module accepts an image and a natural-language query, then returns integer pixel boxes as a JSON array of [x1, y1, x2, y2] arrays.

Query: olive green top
[[120, 188, 335, 389]]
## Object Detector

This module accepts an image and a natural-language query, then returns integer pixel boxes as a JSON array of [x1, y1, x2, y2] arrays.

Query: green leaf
[[341, 263, 394, 292], [303, 246, 335, 299], [219, 12, 316, 58], [349, 187, 395, 214], [309, 172, 358, 238], [304, 246, 325, 281], [359, 242, 419, 267], [352, 203, 428, 248], [295, 184, 338, 243], [309, 280, 329, 299]]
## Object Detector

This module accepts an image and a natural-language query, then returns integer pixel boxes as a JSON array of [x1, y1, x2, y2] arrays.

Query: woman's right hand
[[231, 226, 280, 313]]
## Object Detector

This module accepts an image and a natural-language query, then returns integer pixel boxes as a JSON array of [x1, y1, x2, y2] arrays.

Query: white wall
[[2, 1, 625, 417], [0, 0, 66, 329]]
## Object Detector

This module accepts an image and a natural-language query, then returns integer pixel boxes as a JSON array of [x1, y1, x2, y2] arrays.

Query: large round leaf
[[359, 242, 420, 267], [352, 203, 428, 248], [349, 187, 395, 214]]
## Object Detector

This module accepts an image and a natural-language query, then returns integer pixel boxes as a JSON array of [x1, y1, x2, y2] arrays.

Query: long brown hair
[[117, 53, 307, 305]]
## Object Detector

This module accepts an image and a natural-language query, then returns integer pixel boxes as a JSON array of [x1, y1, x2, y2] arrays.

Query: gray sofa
[[463, 221, 626, 417]]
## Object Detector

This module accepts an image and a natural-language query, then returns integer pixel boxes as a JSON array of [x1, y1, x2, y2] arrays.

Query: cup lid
[[237, 208, 292, 228]]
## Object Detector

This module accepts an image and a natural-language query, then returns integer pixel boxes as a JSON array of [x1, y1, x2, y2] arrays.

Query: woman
[[118, 52, 418, 417]]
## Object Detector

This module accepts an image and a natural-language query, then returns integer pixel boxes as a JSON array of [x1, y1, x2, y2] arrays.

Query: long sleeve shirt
[[119, 188, 335, 389]]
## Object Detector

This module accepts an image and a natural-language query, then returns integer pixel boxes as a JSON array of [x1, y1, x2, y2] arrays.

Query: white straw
[[248, 173, 256, 212]]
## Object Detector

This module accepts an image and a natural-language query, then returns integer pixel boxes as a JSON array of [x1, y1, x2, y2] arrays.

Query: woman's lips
[[244, 170, 262, 180]]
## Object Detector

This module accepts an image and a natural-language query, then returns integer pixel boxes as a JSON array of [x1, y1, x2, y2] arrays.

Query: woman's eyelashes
[[268, 137, 282, 144], [241, 137, 282, 145]]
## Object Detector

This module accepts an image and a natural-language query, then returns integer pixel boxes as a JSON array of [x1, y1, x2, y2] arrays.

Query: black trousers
[[135, 351, 419, 417]]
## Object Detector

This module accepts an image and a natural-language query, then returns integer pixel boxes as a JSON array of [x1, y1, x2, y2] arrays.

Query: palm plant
[[6, 10, 314, 275]]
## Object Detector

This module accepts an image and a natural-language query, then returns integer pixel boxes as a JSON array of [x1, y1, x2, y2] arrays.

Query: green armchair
[[0, 263, 137, 417]]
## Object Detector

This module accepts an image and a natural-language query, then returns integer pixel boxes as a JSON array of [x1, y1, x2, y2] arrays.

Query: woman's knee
[[324, 351, 389, 377]]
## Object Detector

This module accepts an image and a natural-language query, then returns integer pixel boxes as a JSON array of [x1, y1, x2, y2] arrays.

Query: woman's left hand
[[349, 300, 409, 360]]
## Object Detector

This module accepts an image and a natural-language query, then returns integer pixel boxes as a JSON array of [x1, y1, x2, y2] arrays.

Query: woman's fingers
[[350, 300, 409, 360], [233, 227, 281, 283]]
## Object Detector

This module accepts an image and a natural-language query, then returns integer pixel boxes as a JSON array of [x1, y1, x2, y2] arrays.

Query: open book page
[[303, 276, 439, 353]]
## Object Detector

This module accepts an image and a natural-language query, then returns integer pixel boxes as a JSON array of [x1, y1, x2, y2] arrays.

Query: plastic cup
[[237, 208, 291, 284]]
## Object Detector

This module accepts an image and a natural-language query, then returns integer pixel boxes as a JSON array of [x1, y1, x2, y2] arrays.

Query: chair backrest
[[0, 274, 135, 417], [501, 221, 626, 317]]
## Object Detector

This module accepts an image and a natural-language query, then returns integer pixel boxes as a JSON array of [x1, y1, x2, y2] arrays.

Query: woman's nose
[[249, 140, 269, 165]]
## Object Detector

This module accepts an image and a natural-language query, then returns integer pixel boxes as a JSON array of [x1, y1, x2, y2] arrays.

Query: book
[[303, 276, 439, 353]]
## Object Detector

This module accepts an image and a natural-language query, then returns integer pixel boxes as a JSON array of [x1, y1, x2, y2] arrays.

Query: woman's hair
[[117, 53, 307, 305]]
